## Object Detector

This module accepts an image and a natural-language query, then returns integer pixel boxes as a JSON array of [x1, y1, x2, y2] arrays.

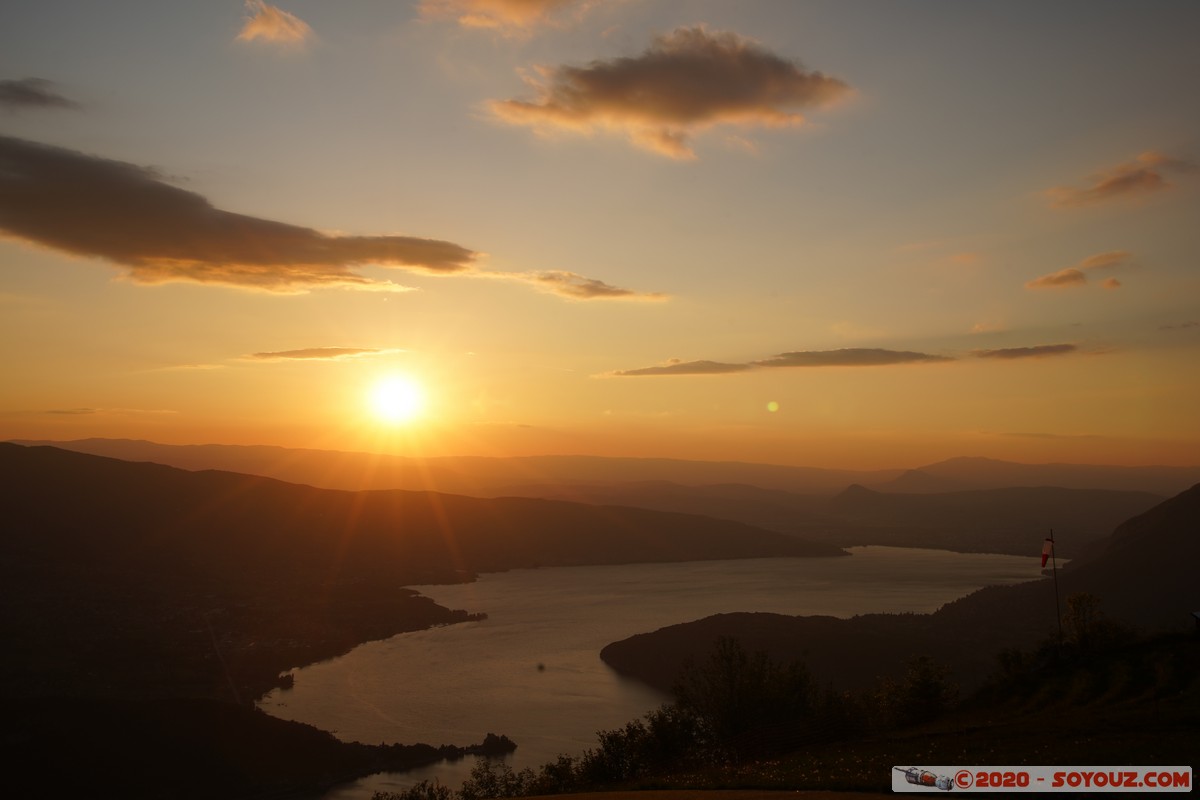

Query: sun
[[368, 375, 425, 424]]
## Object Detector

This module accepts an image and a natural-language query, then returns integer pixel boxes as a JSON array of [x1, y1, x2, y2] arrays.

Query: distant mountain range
[[0, 443, 839, 702], [11, 438, 1188, 559], [601, 481, 1200, 694], [4, 440, 1193, 797], [497, 480, 1162, 557], [1, 442, 846, 798], [13, 438, 1200, 495]]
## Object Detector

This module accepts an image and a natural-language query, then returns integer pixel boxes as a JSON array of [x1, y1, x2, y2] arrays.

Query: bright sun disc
[[369, 376, 424, 424]]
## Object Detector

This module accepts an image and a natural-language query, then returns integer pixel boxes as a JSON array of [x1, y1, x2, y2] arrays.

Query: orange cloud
[[236, 1, 313, 46], [1076, 249, 1132, 271], [755, 348, 952, 367], [420, 0, 580, 31], [610, 348, 952, 377], [0, 135, 476, 293], [247, 347, 396, 361], [1046, 151, 1197, 208], [518, 270, 667, 301], [1025, 268, 1086, 289], [1025, 250, 1134, 290], [611, 359, 751, 377], [490, 26, 851, 159]]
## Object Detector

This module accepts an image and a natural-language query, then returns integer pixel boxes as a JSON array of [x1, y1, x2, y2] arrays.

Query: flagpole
[[1050, 528, 1063, 648]]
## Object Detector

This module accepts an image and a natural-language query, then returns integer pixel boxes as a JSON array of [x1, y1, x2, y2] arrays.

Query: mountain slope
[[0, 443, 842, 703], [601, 484, 1200, 694], [10, 437, 901, 494], [912, 456, 1200, 495]]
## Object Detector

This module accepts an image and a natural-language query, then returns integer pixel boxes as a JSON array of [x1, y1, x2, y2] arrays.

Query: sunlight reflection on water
[[254, 547, 1045, 799]]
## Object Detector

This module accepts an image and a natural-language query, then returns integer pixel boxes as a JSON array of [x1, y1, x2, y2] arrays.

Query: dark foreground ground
[[535, 793, 892, 800]]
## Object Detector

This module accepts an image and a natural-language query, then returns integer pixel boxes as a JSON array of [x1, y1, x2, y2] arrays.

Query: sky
[[2, 0, 1198, 469]]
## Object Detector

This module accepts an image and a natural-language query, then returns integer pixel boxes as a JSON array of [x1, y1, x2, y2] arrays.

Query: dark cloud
[[491, 26, 851, 159], [248, 347, 390, 361], [973, 344, 1078, 360], [611, 359, 751, 377], [1160, 321, 1199, 331], [520, 270, 667, 301], [755, 348, 953, 367], [0, 78, 78, 111], [237, 1, 313, 46], [45, 407, 97, 415], [0, 135, 477, 293], [1047, 151, 1197, 207]]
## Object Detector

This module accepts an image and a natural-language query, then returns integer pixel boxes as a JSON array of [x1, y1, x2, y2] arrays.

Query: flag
[[1041, 538, 1054, 568]]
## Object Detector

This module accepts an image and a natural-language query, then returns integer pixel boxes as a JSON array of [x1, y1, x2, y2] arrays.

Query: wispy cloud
[[1025, 268, 1086, 289], [0, 78, 78, 111], [1046, 151, 1197, 208], [1160, 321, 1199, 331], [43, 407, 177, 416], [1075, 250, 1132, 271], [1025, 250, 1133, 290], [236, 1, 313, 46], [611, 359, 750, 377], [973, 344, 1078, 360], [420, 0, 584, 31], [0, 135, 476, 293], [504, 270, 667, 301], [490, 26, 851, 159], [156, 363, 227, 372], [1001, 431, 1104, 440], [247, 347, 397, 361], [755, 348, 952, 368], [609, 347, 951, 377]]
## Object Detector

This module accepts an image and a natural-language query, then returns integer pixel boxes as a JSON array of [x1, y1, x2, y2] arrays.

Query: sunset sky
[[2, 0, 1198, 468]]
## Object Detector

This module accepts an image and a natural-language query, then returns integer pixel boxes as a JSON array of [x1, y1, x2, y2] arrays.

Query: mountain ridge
[[600, 482, 1200, 694], [13, 437, 1200, 496]]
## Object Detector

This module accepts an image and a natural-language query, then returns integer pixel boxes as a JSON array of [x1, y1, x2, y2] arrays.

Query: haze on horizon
[[2, 1, 1199, 470]]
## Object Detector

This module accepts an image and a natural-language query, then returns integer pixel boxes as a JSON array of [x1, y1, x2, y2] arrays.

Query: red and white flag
[[1041, 538, 1054, 568]]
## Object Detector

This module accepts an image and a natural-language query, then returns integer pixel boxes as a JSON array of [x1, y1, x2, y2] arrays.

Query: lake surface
[[256, 547, 1046, 798]]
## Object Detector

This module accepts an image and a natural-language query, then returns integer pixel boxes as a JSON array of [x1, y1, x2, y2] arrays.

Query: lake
[[256, 546, 1047, 798]]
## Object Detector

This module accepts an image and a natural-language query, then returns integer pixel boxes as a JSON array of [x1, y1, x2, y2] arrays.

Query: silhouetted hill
[[14, 440, 1189, 561], [910, 456, 1200, 495], [601, 484, 1200, 695], [6, 697, 510, 800], [20, 438, 1200, 496], [0, 443, 841, 701], [873, 468, 966, 493], [10, 437, 901, 494], [363, 480, 1159, 557], [813, 484, 1162, 556], [498, 480, 837, 531], [0, 443, 841, 798]]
